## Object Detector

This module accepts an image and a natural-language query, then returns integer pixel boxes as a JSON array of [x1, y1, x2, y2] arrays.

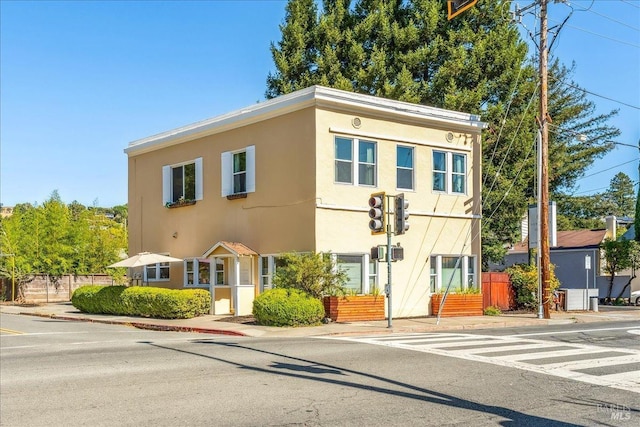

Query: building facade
[[124, 86, 485, 316]]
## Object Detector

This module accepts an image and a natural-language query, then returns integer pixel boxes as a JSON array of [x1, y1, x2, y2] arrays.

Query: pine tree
[[267, 0, 619, 266]]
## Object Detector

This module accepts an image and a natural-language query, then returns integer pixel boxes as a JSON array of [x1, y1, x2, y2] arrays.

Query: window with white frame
[[258, 256, 290, 292], [214, 259, 225, 286], [335, 137, 353, 183], [429, 255, 477, 293], [145, 262, 170, 282], [221, 146, 255, 197], [259, 254, 376, 295], [184, 259, 210, 287], [162, 158, 203, 206], [334, 137, 377, 186], [432, 151, 466, 194], [397, 145, 414, 190], [336, 255, 363, 294]]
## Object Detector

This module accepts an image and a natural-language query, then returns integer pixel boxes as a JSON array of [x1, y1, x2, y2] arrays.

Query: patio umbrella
[[107, 252, 183, 268]]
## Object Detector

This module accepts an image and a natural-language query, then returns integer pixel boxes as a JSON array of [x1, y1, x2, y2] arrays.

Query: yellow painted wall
[[126, 90, 483, 317], [313, 107, 481, 318]]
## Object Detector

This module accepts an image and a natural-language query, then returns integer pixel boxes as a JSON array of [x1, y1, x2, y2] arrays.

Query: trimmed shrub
[[71, 285, 210, 319], [72, 286, 130, 315], [252, 288, 324, 327]]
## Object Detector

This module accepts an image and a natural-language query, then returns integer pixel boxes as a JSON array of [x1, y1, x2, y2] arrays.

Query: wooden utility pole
[[539, 0, 551, 319]]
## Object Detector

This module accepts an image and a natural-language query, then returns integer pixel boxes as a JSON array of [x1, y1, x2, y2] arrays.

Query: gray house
[[500, 216, 638, 305]]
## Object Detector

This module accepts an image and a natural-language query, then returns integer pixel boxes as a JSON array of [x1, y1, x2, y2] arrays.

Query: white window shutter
[[195, 157, 203, 200], [246, 145, 256, 193], [162, 165, 171, 205], [221, 151, 232, 197]]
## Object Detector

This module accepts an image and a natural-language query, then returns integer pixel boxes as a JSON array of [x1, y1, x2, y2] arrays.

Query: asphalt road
[[1, 314, 638, 426]]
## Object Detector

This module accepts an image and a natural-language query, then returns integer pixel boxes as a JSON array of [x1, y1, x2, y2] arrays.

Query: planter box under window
[[323, 295, 385, 322], [166, 200, 196, 209], [431, 293, 483, 317]]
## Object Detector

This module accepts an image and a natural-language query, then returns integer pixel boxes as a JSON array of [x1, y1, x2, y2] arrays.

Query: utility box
[[561, 288, 599, 311]]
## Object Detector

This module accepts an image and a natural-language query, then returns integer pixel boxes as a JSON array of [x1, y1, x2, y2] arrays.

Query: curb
[[15, 311, 248, 337]]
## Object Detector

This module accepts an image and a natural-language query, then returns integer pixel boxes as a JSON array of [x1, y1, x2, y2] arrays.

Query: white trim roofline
[[124, 85, 487, 156]]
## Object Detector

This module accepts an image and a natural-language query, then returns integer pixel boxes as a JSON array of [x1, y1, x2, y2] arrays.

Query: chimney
[[605, 216, 617, 240]]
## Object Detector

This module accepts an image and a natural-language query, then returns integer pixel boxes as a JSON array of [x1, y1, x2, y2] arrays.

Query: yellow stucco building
[[124, 86, 485, 317]]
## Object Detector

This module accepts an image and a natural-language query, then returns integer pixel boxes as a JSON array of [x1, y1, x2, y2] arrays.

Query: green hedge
[[71, 286, 210, 319], [252, 288, 324, 327]]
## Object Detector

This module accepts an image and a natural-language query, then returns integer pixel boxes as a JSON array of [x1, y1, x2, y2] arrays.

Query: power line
[[571, 1, 640, 32], [621, 0, 640, 10], [553, 79, 640, 110], [572, 180, 639, 196], [578, 158, 638, 180]]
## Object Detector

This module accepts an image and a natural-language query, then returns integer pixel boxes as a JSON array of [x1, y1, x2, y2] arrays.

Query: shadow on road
[[141, 339, 584, 426]]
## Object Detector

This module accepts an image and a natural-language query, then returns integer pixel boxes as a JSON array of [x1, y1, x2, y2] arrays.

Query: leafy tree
[[506, 262, 560, 310], [267, 1, 618, 268], [0, 193, 128, 301], [601, 238, 640, 303], [273, 252, 347, 299]]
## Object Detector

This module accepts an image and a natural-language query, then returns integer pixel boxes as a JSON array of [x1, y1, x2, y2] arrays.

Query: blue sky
[[1, 0, 638, 208]]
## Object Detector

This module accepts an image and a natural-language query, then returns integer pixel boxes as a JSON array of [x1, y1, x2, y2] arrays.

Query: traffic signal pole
[[386, 195, 393, 328]]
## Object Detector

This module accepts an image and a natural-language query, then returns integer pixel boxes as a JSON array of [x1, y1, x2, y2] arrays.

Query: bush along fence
[[71, 286, 210, 319], [1, 274, 116, 303]]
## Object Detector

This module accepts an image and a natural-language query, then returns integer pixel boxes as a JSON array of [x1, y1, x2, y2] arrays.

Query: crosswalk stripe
[[537, 354, 640, 371], [457, 342, 559, 355], [495, 348, 614, 361]]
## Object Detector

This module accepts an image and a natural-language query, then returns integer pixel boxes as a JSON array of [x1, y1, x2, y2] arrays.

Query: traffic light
[[368, 192, 386, 235], [394, 193, 409, 235], [447, 0, 477, 20]]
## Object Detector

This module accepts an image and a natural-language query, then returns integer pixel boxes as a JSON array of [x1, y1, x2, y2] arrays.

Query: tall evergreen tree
[[267, 0, 618, 267], [602, 172, 635, 218]]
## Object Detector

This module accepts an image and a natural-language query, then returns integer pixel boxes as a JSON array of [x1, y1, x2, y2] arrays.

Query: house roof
[[125, 85, 487, 156], [202, 241, 258, 258], [510, 229, 608, 253]]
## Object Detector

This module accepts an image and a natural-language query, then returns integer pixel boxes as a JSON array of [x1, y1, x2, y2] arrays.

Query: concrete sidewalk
[[1, 302, 638, 338]]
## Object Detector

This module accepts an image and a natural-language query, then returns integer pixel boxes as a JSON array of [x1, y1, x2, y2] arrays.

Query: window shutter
[[221, 151, 232, 197], [162, 165, 171, 205], [195, 157, 203, 200], [246, 145, 256, 193]]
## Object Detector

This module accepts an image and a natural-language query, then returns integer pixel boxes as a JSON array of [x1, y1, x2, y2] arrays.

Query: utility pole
[[539, 0, 551, 319]]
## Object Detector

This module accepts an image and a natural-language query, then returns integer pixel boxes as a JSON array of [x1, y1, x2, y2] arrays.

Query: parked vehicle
[[632, 290, 640, 306]]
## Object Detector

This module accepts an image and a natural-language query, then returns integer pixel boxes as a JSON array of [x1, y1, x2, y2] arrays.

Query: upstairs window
[[433, 151, 466, 195], [397, 145, 414, 190], [335, 137, 353, 183], [162, 158, 203, 206], [233, 151, 247, 194], [334, 136, 377, 186], [222, 146, 255, 197], [358, 141, 376, 186]]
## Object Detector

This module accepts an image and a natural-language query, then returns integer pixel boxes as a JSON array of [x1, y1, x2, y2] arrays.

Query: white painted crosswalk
[[324, 331, 640, 394]]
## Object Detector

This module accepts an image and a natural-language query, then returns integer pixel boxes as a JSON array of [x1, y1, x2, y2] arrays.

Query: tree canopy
[[0, 192, 128, 300], [268, 0, 618, 267]]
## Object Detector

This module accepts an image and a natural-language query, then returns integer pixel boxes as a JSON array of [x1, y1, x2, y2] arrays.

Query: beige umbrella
[[107, 252, 183, 268]]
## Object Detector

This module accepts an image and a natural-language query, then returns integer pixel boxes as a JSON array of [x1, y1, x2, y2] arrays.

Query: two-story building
[[124, 86, 485, 317]]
